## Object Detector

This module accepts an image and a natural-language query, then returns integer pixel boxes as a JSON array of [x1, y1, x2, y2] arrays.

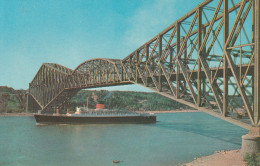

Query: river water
[[0, 112, 247, 166]]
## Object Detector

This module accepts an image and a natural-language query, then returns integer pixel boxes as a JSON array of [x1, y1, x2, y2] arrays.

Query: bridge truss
[[28, 0, 259, 129]]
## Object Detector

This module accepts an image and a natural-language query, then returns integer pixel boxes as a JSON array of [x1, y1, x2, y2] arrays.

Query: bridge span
[[28, 0, 260, 154]]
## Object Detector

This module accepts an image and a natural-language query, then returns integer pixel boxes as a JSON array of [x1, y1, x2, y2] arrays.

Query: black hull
[[34, 114, 156, 124]]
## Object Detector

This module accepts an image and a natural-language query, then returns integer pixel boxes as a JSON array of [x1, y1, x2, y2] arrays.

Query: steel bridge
[[28, 0, 259, 130]]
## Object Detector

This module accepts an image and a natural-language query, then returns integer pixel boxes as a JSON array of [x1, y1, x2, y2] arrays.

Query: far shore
[[0, 113, 34, 117], [144, 109, 201, 114], [0, 109, 200, 117]]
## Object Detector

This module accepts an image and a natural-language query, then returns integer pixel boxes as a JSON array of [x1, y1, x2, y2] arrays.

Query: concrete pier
[[242, 127, 260, 155]]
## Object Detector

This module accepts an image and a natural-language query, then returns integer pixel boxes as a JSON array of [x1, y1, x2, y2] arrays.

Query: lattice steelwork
[[28, 0, 259, 129]]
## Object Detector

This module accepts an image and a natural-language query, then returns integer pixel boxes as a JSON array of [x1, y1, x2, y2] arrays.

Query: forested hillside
[[70, 90, 190, 111], [0, 86, 27, 113], [0, 86, 190, 113]]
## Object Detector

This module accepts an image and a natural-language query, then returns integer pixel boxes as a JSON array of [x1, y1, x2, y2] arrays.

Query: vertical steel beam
[[170, 47, 173, 71], [183, 41, 187, 90], [106, 63, 109, 82], [202, 26, 206, 101], [130, 56, 133, 81], [252, 0, 255, 45], [223, 0, 229, 117], [197, 7, 202, 107], [176, 23, 180, 98], [113, 66, 116, 82], [252, 0, 255, 112], [146, 44, 149, 61], [121, 65, 124, 81], [159, 35, 162, 92], [145, 44, 149, 86], [26, 93, 29, 113], [136, 51, 140, 83], [254, 0, 260, 126], [184, 42, 187, 65]]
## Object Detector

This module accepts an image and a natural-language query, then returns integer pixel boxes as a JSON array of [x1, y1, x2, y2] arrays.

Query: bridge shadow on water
[[150, 113, 248, 146]]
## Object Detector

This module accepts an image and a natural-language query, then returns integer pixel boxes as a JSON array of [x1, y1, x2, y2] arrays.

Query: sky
[[0, 0, 204, 91]]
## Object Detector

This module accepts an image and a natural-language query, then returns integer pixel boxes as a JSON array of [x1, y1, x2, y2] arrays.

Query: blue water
[[0, 112, 247, 166]]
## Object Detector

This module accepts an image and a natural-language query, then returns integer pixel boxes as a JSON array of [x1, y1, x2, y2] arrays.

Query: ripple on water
[[0, 113, 248, 166]]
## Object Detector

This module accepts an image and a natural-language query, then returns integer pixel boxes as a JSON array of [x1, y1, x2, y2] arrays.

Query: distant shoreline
[[0, 110, 200, 117], [144, 110, 201, 114], [0, 113, 34, 117]]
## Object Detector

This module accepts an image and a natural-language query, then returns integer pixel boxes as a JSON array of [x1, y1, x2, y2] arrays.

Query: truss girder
[[29, 58, 131, 111], [29, 0, 259, 129]]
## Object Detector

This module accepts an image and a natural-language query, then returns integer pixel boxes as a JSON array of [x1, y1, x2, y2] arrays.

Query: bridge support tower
[[242, 0, 260, 156]]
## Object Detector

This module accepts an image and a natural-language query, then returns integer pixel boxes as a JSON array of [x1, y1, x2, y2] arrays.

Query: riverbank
[[146, 109, 200, 114], [185, 149, 246, 166], [0, 113, 34, 117], [0, 110, 200, 116]]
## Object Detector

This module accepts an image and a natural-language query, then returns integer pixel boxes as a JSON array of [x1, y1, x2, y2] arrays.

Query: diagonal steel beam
[[224, 50, 254, 123], [226, 0, 248, 46], [178, 60, 197, 104], [176, 12, 198, 59], [161, 65, 177, 95], [198, 0, 224, 114], [230, 1, 252, 47]]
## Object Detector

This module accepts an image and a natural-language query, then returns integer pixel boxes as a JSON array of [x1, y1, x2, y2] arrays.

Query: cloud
[[123, 0, 178, 51]]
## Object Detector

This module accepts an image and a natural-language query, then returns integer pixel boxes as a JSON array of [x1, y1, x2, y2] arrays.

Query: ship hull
[[34, 114, 156, 124]]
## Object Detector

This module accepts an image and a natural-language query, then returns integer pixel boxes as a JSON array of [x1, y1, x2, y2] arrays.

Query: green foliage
[[0, 87, 191, 113], [0, 86, 26, 113], [6, 95, 23, 113], [0, 86, 15, 93], [244, 153, 260, 166], [70, 90, 190, 111]]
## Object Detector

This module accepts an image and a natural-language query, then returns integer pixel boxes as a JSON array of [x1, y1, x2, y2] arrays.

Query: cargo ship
[[34, 105, 156, 125]]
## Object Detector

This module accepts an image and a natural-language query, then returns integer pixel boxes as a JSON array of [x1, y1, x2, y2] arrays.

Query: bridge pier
[[242, 0, 260, 156], [242, 127, 260, 156]]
